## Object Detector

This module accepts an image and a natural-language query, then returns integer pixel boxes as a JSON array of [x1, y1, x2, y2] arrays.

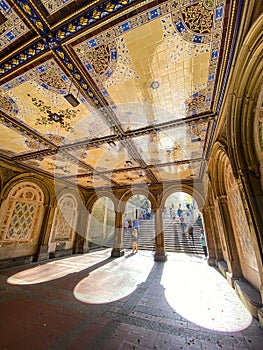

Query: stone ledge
[[0, 255, 33, 269], [234, 279, 262, 319], [49, 249, 73, 259], [218, 260, 228, 278]]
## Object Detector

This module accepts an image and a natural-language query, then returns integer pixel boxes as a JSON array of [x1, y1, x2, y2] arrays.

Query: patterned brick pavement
[[0, 249, 262, 350]]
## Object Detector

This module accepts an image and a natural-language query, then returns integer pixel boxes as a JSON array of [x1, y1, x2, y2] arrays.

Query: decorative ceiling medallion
[[91, 44, 111, 75], [39, 71, 67, 90], [181, 2, 213, 34], [151, 81, 160, 89], [28, 94, 80, 131], [186, 94, 206, 116]]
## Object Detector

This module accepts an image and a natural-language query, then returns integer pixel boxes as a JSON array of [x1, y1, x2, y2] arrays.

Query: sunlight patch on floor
[[73, 251, 154, 304], [161, 255, 252, 332]]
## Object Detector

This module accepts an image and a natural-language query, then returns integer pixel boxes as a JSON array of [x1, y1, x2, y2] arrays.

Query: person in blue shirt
[[200, 229, 208, 258]]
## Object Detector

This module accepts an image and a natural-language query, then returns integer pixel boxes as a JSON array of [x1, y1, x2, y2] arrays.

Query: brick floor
[[0, 249, 262, 350]]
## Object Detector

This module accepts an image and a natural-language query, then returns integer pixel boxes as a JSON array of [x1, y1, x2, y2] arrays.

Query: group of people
[[124, 217, 208, 258]]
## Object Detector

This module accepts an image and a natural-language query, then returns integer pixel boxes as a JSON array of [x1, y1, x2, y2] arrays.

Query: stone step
[[120, 219, 205, 255]]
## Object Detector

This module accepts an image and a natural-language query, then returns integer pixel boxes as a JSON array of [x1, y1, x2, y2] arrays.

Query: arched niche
[[48, 193, 78, 253], [0, 181, 45, 260]]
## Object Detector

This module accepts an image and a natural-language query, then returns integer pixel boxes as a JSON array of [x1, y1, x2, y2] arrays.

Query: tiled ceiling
[[0, 0, 236, 190]]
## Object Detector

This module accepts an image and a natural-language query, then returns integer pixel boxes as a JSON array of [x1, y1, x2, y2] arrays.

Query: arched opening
[[163, 192, 205, 255], [48, 193, 78, 254], [122, 194, 155, 252], [89, 196, 115, 249]]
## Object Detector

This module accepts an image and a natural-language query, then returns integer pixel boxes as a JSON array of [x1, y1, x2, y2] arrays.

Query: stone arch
[[226, 13, 263, 278], [0, 180, 45, 260], [1, 173, 52, 206], [208, 141, 228, 197], [228, 13, 263, 176], [118, 188, 157, 213], [161, 183, 205, 212], [86, 190, 119, 213]]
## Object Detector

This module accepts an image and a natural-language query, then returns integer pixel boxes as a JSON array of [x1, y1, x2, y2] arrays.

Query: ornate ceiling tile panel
[[110, 168, 152, 186], [0, 0, 237, 188], [19, 152, 89, 177], [0, 1, 30, 51], [73, 0, 225, 125], [68, 141, 141, 173], [0, 59, 111, 146], [130, 122, 207, 166], [41, 0, 75, 15], [150, 161, 202, 182], [0, 122, 48, 157], [68, 174, 112, 189]]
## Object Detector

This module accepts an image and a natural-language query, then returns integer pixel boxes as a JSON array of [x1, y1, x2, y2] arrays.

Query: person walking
[[132, 227, 138, 253], [188, 224, 194, 244], [200, 229, 208, 259]]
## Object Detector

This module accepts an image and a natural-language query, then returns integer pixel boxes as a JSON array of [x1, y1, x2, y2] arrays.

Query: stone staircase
[[122, 218, 204, 255]]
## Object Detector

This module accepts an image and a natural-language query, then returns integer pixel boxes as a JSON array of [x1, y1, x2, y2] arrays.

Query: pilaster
[[217, 195, 242, 285], [154, 208, 167, 262], [111, 211, 124, 257]]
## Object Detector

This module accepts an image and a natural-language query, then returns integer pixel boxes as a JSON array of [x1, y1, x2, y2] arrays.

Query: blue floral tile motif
[[149, 8, 159, 20], [176, 21, 186, 33], [41, 83, 49, 90], [4, 31, 16, 41], [88, 39, 98, 48], [111, 51, 117, 60], [211, 49, 218, 59], [209, 73, 215, 81], [119, 21, 132, 33], [4, 83, 12, 89], [0, 0, 8, 11], [37, 66, 46, 73], [17, 77, 25, 83], [85, 63, 93, 71], [216, 6, 223, 19], [193, 35, 203, 43]]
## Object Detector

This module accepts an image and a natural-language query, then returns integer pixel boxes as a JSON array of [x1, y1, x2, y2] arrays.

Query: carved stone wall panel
[[226, 160, 261, 289], [49, 194, 78, 252], [0, 182, 44, 259]]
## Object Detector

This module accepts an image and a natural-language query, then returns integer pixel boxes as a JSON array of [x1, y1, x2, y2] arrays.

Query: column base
[[234, 279, 262, 319], [34, 245, 49, 262], [111, 248, 125, 258], [154, 252, 168, 262], [207, 257, 216, 266], [226, 271, 239, 288]]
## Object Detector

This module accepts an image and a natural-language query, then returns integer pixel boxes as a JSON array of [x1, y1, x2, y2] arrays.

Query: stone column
[[202, 206, 215, 265], [34, 203, 56, 262], [111, 210, 124, 257], [203, 205, 224, 265], [74, 207, 90, 254], [154, 208, 167, 262], [217, 195, 242, 285]]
